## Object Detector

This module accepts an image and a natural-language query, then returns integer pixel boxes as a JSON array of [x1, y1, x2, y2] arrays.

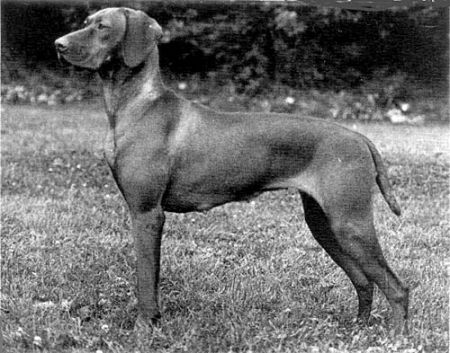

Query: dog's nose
[[55, 38, 68, 53]]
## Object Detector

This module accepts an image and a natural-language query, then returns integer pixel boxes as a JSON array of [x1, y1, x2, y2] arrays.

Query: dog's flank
[[55, 7, 409, 334]]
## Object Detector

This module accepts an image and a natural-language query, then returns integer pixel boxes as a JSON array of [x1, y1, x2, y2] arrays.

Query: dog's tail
[[364, 137, 402, 216]]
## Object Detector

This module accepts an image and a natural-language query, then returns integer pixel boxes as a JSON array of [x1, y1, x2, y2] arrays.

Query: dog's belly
[[161, 169, 316, 213], [161, 190, 255, 213], [161, 172, 270, 212]]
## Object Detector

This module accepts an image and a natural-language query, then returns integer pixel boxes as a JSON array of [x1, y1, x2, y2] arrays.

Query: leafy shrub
[[160, 5, 447, 95], [1, 2, 447, 122], [5, 2, 445, 96]]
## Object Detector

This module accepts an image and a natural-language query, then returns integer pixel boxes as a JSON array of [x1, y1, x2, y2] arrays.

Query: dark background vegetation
[[1, 1, 448, 121]]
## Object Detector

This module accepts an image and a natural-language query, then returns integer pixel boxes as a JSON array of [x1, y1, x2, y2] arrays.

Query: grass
[[1, 103, 449, 352]]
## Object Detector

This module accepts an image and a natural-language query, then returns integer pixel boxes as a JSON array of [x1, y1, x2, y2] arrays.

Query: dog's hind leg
[[301, 192, 374, 322], [329, 213, 408, 334], [305, 166, 409, 333]]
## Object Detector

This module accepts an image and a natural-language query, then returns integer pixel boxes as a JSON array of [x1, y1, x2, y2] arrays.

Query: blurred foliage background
[[1, 0, 448, 122]]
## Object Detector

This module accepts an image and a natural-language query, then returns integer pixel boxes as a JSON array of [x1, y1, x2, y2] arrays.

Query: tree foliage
[[1, 1, 448, 95]]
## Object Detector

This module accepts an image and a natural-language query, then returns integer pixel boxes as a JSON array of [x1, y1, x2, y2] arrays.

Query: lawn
[[1, 103, 449, 352]]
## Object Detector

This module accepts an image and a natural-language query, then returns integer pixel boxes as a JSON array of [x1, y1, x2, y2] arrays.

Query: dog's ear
[[121, 8, 162, 68]]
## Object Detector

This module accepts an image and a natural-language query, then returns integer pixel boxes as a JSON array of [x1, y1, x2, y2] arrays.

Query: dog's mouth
[[56, 52, 71, 66], [56, 47, 96, 69]]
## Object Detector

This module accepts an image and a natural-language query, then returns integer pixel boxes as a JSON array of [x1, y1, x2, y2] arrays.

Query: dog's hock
[[121, 8, 162, 67]]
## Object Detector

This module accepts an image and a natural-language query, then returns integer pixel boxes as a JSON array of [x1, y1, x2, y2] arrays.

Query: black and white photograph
[[1, 0, 448, 352]]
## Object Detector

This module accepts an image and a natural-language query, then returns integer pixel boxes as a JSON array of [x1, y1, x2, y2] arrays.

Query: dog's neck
[[98, 47, 164, 129]]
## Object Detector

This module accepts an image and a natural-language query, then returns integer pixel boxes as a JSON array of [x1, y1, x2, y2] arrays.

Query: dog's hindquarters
[[298, 133, 408, 332]]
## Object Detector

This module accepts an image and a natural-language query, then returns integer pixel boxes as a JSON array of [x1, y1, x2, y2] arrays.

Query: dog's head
[[55, 7, 162, 70]]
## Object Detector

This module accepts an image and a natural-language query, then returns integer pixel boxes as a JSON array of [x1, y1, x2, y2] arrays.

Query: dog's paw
[[133, 315, 158, 350]]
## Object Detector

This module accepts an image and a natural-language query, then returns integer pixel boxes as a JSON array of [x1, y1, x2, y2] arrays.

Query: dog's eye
[[98, 23, 108, 30]]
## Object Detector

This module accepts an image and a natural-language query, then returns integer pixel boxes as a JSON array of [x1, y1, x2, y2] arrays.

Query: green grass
[[1, 104, 449, 352]]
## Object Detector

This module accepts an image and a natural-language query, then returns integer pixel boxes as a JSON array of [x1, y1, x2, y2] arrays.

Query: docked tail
[[364, 137, 402, 216]]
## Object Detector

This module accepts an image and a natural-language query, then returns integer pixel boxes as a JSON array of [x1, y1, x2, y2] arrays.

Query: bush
[[2, 2, 447, 95], [160, 4, 447, 95], [1, 2, 447, 123]]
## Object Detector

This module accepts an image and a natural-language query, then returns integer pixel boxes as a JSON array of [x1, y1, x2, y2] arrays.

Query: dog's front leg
[[132, 206, 165, 325]]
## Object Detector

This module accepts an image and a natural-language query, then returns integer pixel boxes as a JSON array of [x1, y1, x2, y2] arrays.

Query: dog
[[55, 7, 409, 333]]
